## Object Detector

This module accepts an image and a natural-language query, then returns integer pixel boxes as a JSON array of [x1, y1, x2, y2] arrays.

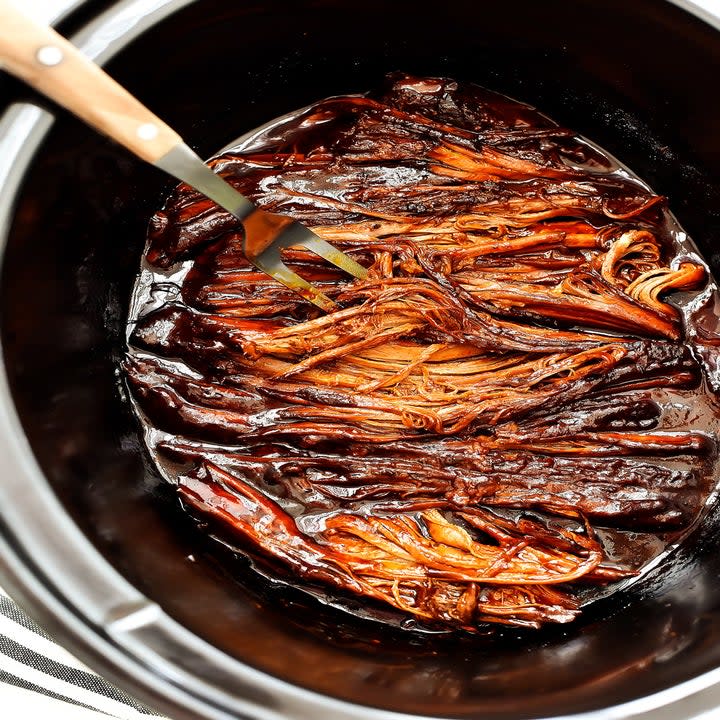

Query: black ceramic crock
[[1, 1, 720, 718]]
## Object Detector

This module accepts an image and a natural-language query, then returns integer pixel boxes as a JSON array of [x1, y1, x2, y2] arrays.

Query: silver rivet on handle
[[36, 45, 63, 66], [137, 123, 159, 141]]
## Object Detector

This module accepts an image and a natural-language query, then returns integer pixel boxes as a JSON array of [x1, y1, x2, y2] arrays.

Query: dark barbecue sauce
[[124, 74, 720, 632]]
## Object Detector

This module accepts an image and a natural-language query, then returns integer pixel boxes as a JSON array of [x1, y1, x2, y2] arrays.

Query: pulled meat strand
[[178, 463, 632, 629], [127, 321, 695, 438], [158, 437, 700, 528]]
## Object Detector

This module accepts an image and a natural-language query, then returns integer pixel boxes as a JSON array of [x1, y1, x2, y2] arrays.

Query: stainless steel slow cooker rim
[[1, 1, 720, 719]]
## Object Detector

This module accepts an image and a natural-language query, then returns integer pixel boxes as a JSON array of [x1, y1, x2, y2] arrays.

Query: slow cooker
[[1, 1, 720, 718]]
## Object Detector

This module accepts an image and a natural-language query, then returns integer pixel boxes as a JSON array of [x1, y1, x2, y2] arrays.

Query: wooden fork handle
[[0, 0, 181, 163]]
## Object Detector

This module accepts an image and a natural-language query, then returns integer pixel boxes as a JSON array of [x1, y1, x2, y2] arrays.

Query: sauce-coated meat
[[125, 74, 720, 630]]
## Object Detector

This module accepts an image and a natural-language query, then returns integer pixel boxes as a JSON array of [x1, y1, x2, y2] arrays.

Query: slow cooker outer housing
[[1, 1, 720, 719]]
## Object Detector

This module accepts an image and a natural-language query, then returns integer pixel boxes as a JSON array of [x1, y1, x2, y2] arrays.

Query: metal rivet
[[36, 45, 64, 67], [137, 123, 159, 141]]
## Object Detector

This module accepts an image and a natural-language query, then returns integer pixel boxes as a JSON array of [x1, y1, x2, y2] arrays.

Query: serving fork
[[0, 1, 367, 311]]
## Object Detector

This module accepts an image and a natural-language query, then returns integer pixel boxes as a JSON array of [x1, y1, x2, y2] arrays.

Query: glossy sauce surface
[[124, 74, 720, 632]]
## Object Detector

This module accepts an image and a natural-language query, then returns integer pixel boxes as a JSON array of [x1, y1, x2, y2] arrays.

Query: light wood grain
[[0, 0, 181, 163]]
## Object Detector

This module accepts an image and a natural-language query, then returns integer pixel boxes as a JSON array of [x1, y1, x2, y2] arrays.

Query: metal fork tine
[[251, 253, 337, 312], [297, 235, 369, 280]]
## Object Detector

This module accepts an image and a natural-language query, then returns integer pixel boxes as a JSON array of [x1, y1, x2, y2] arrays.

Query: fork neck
[[154, 143, 256, 221]]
